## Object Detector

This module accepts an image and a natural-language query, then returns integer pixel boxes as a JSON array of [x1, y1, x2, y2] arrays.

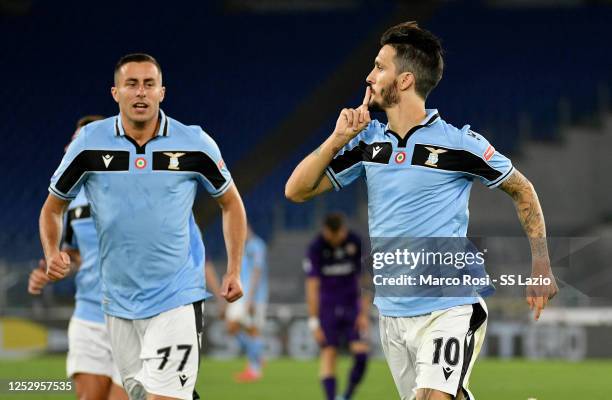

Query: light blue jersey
[[325, 110, 513, 317], [63, 189, 104, 323], [49, 111, 231, 319], [241, 235, 268, 304], [63, 189, 211, 323]]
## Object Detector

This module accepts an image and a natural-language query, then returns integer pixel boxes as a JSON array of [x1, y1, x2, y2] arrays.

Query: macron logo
[[102, 154, 114, 168], [372, 145, 382, 159]]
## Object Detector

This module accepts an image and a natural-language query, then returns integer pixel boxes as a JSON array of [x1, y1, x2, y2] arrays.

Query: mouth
[[132, 102, 149, 110]]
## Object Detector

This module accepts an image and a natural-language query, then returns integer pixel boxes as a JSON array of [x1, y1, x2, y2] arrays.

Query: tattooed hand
[[499, 170, 559, 320]]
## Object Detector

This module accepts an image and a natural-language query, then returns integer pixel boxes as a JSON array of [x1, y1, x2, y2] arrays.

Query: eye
[[146, 82, 154, 87]]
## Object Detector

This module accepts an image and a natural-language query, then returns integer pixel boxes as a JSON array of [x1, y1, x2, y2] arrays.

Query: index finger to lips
[[362, 86, 371, 107]]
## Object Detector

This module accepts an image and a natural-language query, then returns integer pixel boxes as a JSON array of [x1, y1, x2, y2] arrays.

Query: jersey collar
[[114, 109, 169, 137], [385, 109, 440, 147]]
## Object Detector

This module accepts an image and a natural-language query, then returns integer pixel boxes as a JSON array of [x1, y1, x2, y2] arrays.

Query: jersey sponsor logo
[[365, 142, 392, 163], [321, 262, 354, 276], [372, 145, 383, 159], [442, 366, 454, 380], [395, 151, 406, 164], [424, 147, 448, 167], [102, 154, 114, 168], [179, 373, 188, 387], [163, 152, 185, 170], [483, 145, 495, 161], [135, 157, 147, 169]]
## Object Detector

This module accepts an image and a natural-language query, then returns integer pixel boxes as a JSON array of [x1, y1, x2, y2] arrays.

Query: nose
[[366, 70, 375, 86], [136, 84, 146, 97]]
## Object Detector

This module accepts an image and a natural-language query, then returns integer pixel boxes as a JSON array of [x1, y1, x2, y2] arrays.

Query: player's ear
[[159, 86, 166, 103], [111, 86, 119, 103], [398, 72, 414, 91]]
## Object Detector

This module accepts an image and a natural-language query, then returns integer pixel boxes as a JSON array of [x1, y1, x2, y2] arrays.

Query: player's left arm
[[215, 183, 247, 303], [40, 194, 72, 281], [498, 169, 559, 320]]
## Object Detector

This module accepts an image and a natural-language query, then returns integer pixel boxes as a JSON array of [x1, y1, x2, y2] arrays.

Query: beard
[[369, 81, 400, 112]]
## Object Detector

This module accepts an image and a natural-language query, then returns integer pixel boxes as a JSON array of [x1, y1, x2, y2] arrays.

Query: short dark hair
[[76, 115, 104, 129], [114, 53, 162, 80], [323, 212, 345, 232], [380, 21, 443, 100]]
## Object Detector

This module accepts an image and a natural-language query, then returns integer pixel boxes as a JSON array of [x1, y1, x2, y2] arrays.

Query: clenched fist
[[220, 272, 243, 303], [46, 251, 71, 281]]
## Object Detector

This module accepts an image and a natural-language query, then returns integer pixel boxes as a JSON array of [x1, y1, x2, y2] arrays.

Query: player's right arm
[[285, 87, 371, 202], [305, 276, 325, 344], [39, 194, 71, 281], [43, 126, 90, 281], [304, 246, 326, 344]]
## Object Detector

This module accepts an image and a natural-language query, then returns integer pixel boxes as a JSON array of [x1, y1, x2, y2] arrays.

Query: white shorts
[[379, 299, 488, 400], [225, 300, 267, 330], [106, 301, 204, 400], [66, 317, 123, 387]]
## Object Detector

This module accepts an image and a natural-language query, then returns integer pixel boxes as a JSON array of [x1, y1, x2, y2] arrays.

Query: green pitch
[[0, 356, 610, 399]]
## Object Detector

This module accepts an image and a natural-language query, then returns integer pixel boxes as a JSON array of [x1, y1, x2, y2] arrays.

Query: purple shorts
[[320, 305, 360, 347]]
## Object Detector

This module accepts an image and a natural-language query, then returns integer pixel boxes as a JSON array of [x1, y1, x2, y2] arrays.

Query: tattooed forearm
[[499, 170, 549, 260]]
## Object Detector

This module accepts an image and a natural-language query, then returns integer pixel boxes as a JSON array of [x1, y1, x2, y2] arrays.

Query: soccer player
[[286, 22, 558, 400], [40, 53, 247, 400], [29, 115, 128, 400], [303, 213, 369, 400], [225, 226, 268, 382]]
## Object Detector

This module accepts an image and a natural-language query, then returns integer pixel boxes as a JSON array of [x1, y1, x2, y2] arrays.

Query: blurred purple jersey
[[304, 231, 362, 310]]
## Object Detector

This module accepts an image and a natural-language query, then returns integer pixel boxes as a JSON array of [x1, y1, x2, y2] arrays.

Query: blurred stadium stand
[[1, 0, 612, 359]]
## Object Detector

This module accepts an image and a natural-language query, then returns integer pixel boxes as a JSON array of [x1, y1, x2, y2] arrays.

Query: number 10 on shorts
[[432, 337, 460, 366]]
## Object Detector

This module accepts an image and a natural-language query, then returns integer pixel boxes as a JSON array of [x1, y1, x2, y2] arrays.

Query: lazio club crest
[[424, 147, 448, 167], [164, 152, 186, 170]]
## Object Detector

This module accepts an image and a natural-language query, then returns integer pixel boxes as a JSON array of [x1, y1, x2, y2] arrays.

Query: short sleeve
[[194, 130, 233, 197], [303, 243, 321, 278], [324, 123, 376, 191], [460, 128, 514, 188], [49, 130, 88, 200]]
